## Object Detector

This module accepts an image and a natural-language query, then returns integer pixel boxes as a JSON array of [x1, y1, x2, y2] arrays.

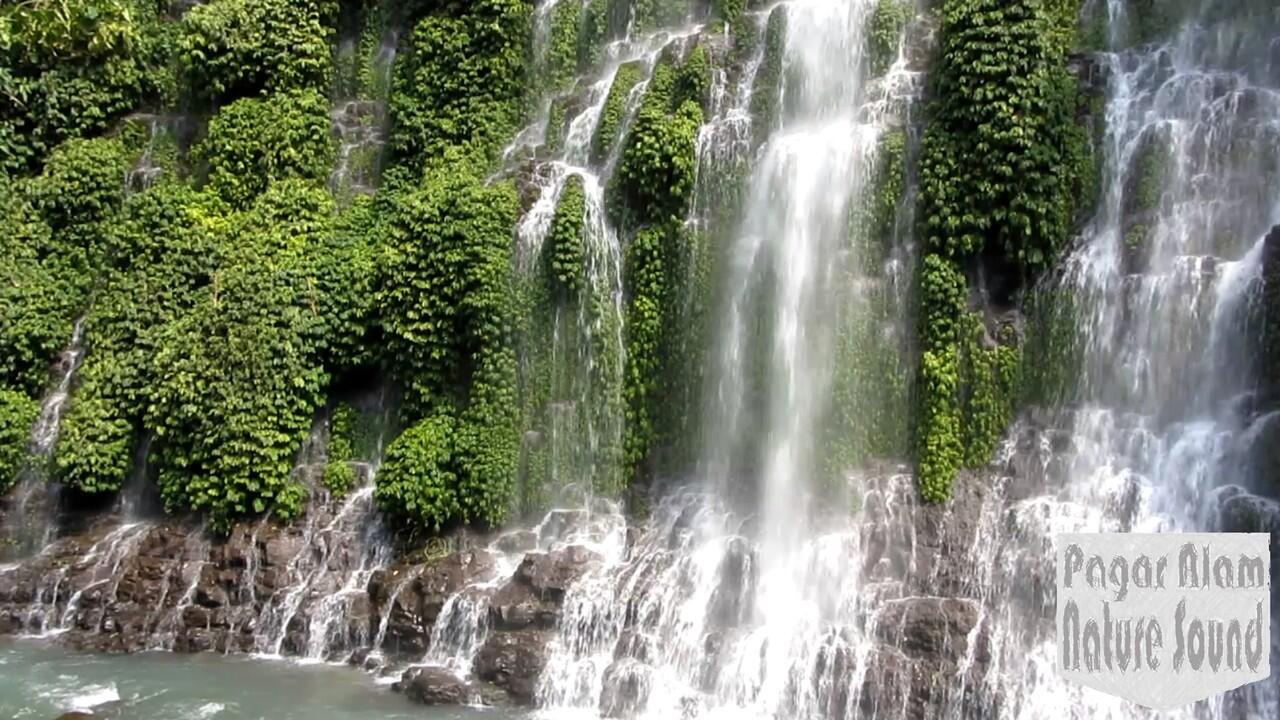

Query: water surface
[[0, 638, 523, 720]]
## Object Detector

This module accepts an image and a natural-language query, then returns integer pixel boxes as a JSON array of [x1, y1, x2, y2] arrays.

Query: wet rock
[[874, 597, 982, 662], [514, 545, 600, 602], [473, 630, 553, 705], [600, 658, 652, 718], [1217, 489, 1280, 534], [394, 666, 508, 707], [262, 532, 304, 568], [54, 713, 96, 720], [706, 536, 754, 629], [371, 550, 496, 659], [488, 578, 557, 632]]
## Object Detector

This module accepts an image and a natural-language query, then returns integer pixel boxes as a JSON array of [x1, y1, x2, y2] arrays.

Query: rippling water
[[0, 638, 524, 720]]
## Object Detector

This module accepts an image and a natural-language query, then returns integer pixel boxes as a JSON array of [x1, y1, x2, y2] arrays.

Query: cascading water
[[1, 318, 87, 558], [534, 2, 931, 718], [509, 4, 706, 508], [975, 2, 1280, 717], [330, 21, 399, 201]]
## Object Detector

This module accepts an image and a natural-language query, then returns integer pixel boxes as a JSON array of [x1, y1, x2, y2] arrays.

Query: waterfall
[[533, 1, 930, 717], [1, 318, 87, 558], [509, 4, 705, 508], [976, 2, 1280, 717], [329, 16, 399, 201]]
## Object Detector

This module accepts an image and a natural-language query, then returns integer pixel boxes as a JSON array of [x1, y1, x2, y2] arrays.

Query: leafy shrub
[[915, 0, 1089, 502], [544, 175, 586, 298], [178, 0, 337, 103], [378, 161, 519, 413], [592, 61, 644, 164], [389, 0, 531, 166], [0, 0, 165, 173], [143, 182, 336, 530], [0, 178, 80, 396], [0, 388, 38, 492], [199, 89, 335, 208], [622, 224, 673, 473], [322, 461, 357, 496], [32, 137, 128, 245], [920, 0, 1087, 270], [749, 6, 787, 137], [869, 0, 909, 75], [375, 413, 460, 532], [616, 86, 703, 225], [544, 0, 582, 93]]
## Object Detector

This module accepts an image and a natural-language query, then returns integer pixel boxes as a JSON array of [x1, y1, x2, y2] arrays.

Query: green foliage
[[32, 136, 128, 249], [916, 254, 965, 502], [849, 129, 906, 271], [545, 96, 568, 155], [313, 197, 383, 372], [178, 0, 337, 103], [376, 160, 520, 529], [322, 461, 356, 497], [375, 413, 459, 533], [957, 315, 1019, 467], [576, 0, 611, 72], [920, 0, 1088, 271], [545, 175, 586, 298], [378, 163, 519, 411], [749, 6, 787, 139], [711, 0, 747, 27], [914, 259, 1024, 502], [1132, 134, 1166, 214], [610, 49, 709, 483], [622, 224, 675, 474], [917, 347, 962, 502], [592, 61, 644, 163], [868, 0, 909, 76], [54, 393, 134, 493], [322, 403, 358, 496], [545, 0, 582, 93], [328, 402, 356, 461], [199, 89, 335, 208], [389, 0, 531, 166], [673, 45, 711, 111], [0, 0, 168, 173], [915, 0, 1090, 502], [616, 88, 703, 225], [54, 184, 220, 495], [148, 184, 337, 530], [1019, 285, 1081, 407], [0, 177, 81, 396], [632, 0, 690, 32], [0, 388, 38, 492]]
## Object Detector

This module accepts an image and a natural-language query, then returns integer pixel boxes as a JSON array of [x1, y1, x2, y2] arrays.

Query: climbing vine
[[0, 389, 37, 492], [592, 62, 644, 164], [915, 0, 1090, 501], [178, 0, 337, 103], [198, 89, 335, 208]]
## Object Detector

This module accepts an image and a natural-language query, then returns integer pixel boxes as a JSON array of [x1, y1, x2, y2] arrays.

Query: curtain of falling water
[[535, 1, 929, 718], [983, 1, 1280, 718]]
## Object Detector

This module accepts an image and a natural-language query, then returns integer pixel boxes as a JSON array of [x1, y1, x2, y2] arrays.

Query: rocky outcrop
[[473, 629, 554, 704], [0, 468, 1010, 719], [393, 665, 507, 706]]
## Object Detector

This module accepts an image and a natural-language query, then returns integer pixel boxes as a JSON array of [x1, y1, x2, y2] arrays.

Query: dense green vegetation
[[915, 0, 1092, 501], [0, 0, 1126, 534]]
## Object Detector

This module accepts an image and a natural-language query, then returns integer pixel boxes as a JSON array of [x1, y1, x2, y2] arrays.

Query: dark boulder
[[514, 545, 600, 602], [394, 665, 508, 706], [473, 630, 554, 705]]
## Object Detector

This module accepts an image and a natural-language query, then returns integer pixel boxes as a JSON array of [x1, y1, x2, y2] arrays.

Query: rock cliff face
[[0, 467, 1009, 718]]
